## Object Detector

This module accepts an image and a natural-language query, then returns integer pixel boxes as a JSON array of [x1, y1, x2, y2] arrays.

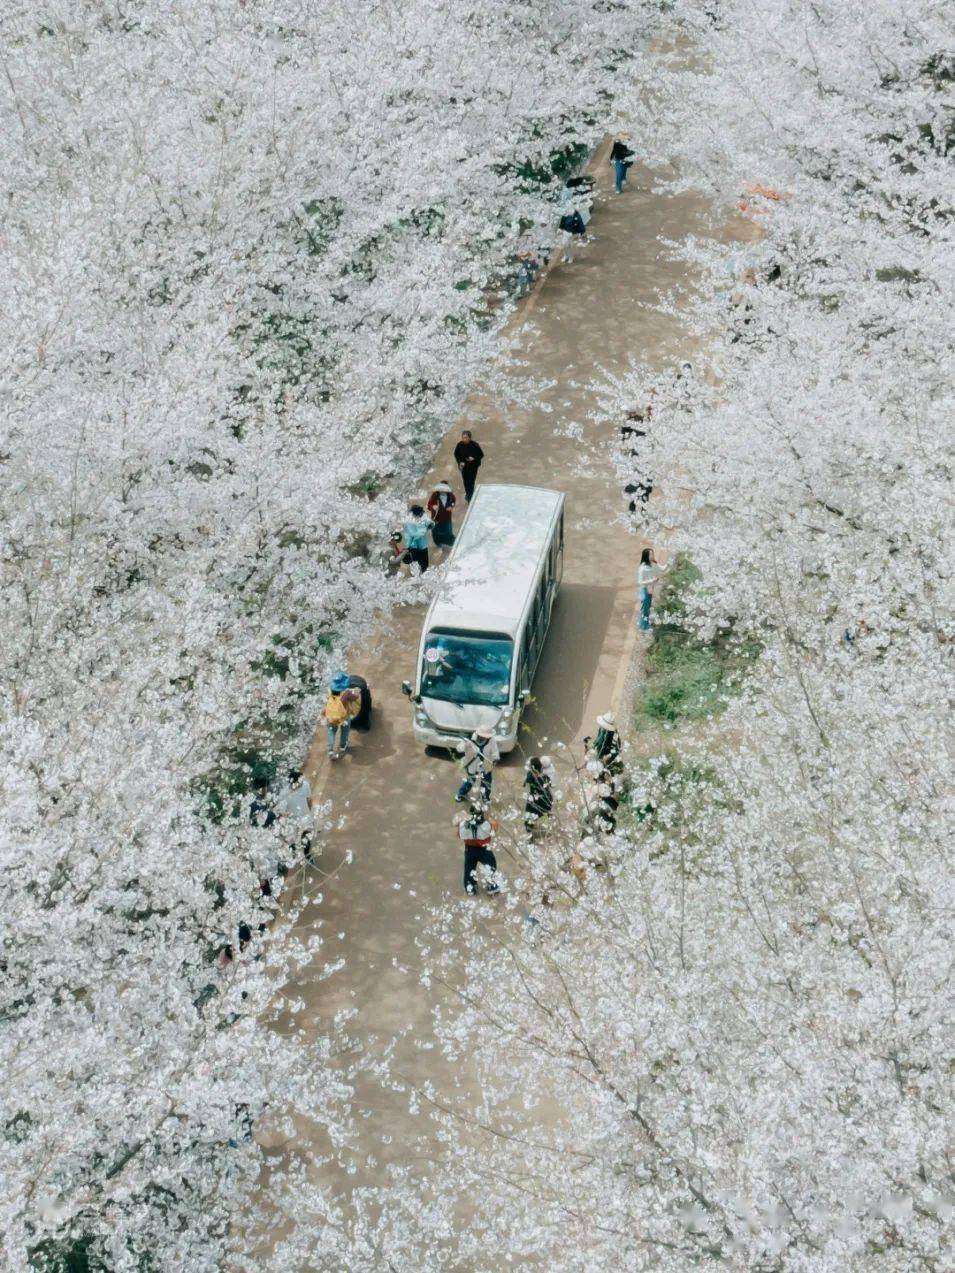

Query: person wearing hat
[[403, 502, 434, 573], [609, 134, 635, 194], [586, 712, 621, 771], [321, 672, 356, 759], [454, 727, 500, 803], [426, 480, 457, 554]]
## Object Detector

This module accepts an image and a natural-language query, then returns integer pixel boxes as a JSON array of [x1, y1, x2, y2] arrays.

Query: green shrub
[[640, 636, 727, 724], [634, 556, 758, 730]]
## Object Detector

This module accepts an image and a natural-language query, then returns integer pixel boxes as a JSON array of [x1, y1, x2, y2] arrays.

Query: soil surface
[[270, 139, 732, 1245]]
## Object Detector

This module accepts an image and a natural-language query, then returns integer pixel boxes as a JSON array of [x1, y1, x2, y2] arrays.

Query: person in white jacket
[[637, 547, 669, 631], [454, 728, 500, 803], [275, 768, 315, 860]]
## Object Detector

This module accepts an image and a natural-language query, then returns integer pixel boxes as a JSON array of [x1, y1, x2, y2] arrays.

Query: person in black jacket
[[523, 756, 555, 829], [453, 429, 484, 502], [610, 136, 635, 194]]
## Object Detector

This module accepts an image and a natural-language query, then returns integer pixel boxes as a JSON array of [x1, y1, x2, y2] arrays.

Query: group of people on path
[[581, 712, 624, 836], [452, 728, 501, 895], [385, 430, 485, 576], [557, 135, 638, 266], [449, 707, 625, 896], [512, 134, 638, 293]]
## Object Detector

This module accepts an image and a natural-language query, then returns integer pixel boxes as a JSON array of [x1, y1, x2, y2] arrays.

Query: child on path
[[382, 528, 407, 575]]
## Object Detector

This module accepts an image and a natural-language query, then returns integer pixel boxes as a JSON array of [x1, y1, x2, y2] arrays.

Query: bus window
[[421, 631, 513, 707], [521, 635, 533, 693]]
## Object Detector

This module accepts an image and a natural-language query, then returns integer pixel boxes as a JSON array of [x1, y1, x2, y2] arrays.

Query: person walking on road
[[524, 755, 555, 829], [322, 673, 355, 760], [403, 503, 434, 573], [456, 803, 499, 895], [455, 727, 500, 802], [453, 430, 484, 503], [638, 547, 669, 631], [426, 480, 457, 554], [610, 135, 635, 194]]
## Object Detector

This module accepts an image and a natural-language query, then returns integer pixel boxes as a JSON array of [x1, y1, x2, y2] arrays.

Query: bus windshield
[[420, 631, 513, 707]]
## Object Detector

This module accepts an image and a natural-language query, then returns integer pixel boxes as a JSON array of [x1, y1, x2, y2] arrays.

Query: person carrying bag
[[456, 805, 499, 895]]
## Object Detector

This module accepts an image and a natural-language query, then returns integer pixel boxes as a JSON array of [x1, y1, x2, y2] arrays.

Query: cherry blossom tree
[[0, 1, 654, 1266], [406, 1, 955, 1268]]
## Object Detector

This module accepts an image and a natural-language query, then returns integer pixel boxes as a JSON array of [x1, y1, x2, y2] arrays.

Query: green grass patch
[[634, 556, 759, 730], [618, 754, 721, 832]]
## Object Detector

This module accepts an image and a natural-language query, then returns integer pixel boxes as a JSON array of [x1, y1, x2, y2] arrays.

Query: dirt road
[[276, 143, 723, 1223]]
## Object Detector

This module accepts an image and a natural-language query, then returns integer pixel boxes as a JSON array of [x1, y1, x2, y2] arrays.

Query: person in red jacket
[[426, 480, 457, 554], [455, 803, 499, 895]]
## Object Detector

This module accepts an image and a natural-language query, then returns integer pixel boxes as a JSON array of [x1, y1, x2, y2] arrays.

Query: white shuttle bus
[[402, 483, 564, 752]]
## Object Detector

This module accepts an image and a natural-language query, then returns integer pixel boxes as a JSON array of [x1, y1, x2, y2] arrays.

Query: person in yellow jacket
[[322, 672, 360, 759]]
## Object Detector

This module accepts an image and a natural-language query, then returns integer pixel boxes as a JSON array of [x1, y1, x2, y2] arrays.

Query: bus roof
[[425, 484, 564, 637]]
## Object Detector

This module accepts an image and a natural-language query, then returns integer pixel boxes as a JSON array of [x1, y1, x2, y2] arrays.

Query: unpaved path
[[273, 141, 731, 1225]]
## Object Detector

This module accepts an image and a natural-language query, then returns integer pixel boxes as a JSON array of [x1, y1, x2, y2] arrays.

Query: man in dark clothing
[[453, 430, 484, 503], [609, 136, 635, 193], [523, 756, 554, 828]]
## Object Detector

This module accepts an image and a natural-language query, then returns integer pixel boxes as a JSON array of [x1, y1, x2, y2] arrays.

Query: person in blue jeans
[[455, 729, 500, 802], [610, 136, 635, 193], [322, 673, 357, 759], [637, 547, 668, 630]]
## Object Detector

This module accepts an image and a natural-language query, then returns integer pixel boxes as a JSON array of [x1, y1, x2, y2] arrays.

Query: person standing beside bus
[[426, 480, 457, 555], [455, 727, 500, 802], [453, 430, 484, 503], [637, 547, 669, 631], [403, 503, 434, 573]]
